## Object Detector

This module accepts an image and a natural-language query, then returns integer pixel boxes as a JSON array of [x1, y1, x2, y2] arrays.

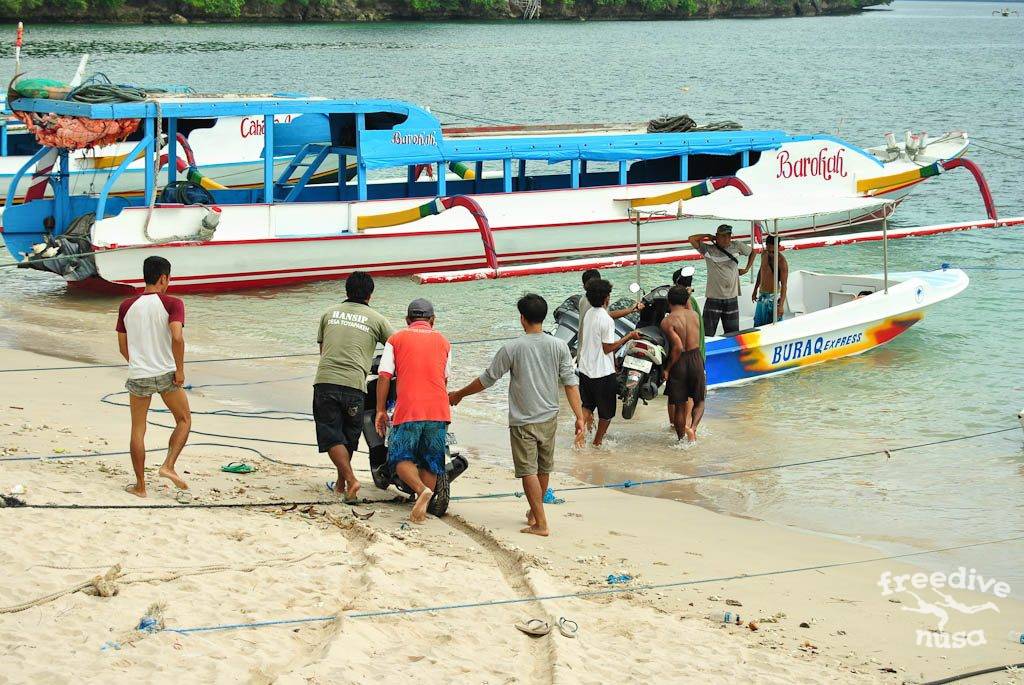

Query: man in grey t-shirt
[[449, 294, 586, 537], [688, 224, 755, 336]]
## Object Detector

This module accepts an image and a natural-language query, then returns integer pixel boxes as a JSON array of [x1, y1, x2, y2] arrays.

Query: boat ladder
[[510, 0, 540, 19], [274, 143, 333, 202]]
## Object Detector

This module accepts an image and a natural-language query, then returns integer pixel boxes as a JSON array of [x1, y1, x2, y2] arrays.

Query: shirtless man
[[660, 284, 707, 442], [752, 234, 789, 328]]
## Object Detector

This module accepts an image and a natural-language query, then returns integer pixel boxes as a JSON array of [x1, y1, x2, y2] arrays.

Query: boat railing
[[95, 133, 156, 221], [3, 145, 53, 210]]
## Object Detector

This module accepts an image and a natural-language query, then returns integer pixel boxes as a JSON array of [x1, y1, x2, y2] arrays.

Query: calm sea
[[2, 1, 1022, 581]]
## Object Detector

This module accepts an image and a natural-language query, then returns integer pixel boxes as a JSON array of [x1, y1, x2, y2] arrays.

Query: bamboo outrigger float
[[0, 93, 1000, 293]]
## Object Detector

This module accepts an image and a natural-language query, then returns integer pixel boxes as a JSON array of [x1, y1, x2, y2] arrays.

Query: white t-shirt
[[577, 306, 616, 378], [115, 293, 185, 380]]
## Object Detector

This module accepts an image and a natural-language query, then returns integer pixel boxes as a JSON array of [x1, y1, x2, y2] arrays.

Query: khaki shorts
[[510, 417, 558, 478], [126, 371, 178, 398]]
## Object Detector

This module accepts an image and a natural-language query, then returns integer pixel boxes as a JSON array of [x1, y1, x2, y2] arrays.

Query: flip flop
[[557, 617, 578, 638], [220, 462, 255, 474], [174, 490, 193, 504], [514, 619, 551, 637]]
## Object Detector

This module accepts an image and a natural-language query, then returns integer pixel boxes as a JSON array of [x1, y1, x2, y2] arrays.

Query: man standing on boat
[[577, 278, 641, 447], [449, 294, 586, 537], [752, 234, 789, 327], [314, 271, 394, 502], [688, 224, 755, 336], [374, 299, 452, 524]]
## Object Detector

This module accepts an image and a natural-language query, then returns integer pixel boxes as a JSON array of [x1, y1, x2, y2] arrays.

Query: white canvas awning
[[678, 194, 896, 223]]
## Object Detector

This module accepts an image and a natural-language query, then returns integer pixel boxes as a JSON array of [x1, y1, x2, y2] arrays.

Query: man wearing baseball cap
[[688, 224, 755, 336], [375, 298, 452, 523]]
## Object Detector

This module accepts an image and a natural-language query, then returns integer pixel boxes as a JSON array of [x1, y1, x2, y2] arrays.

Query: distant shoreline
[[0, 0, 888, 26]]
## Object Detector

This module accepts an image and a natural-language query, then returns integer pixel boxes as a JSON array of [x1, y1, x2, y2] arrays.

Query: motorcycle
[[552, 294, 640, 356], [551, 285, 671, 420], [360, 355, 469, 517], [617, 284, 670, 419]]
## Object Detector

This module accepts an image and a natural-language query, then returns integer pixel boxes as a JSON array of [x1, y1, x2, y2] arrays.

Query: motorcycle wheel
[[621, 377, 642, 420], [427, 468, 451, 517]]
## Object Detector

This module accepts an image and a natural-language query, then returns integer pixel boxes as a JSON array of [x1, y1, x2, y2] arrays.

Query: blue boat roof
[[7, 94, 425, 119], [8, 93, 824, 169]]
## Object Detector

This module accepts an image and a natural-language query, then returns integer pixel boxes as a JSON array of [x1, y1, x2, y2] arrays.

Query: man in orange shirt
[[374, 299, 451, 523]]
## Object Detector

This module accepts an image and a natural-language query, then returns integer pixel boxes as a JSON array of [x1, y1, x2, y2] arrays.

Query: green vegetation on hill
[[0, 0, 886, 21]]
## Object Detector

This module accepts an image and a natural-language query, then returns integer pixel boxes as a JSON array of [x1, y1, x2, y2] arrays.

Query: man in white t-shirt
[[577, 278, 639, 447], [115, 256, 191, 498]]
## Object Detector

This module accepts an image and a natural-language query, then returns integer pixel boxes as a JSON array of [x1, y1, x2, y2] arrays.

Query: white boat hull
[[703, 268, 969, 387]]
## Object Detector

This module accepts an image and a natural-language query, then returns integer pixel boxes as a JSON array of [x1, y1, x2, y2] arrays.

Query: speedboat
[[1, 92, 994, 293]]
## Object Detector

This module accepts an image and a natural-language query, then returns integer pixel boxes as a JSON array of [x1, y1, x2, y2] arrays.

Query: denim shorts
[[387, 420, 447, 476], [126, 372, 177, 398]]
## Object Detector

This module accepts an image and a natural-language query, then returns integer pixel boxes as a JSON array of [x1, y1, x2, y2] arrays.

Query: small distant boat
[[705, 266, 968, 388], [993, 7, 1019, 16]]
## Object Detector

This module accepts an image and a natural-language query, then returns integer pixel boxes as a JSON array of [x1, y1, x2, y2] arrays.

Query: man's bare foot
[[410, 488, 432, 523], [592, 440, 602, 448], [124, 483, 146, 498], [332, 480, 347, 495], [158, 465, 188, 490], [685, 428, 697, 442], [344, 480, 361, 503], [526, 509, 537, 526], [520, 525, 549, 537]]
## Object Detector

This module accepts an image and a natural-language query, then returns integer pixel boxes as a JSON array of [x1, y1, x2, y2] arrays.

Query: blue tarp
[[359, 129, 803, 170]]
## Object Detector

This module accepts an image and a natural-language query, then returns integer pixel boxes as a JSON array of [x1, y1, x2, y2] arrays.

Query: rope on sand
[[0, 565, 123, 614], [165, 533, 1024, 635], [1, 551, 338, 614], [4, 426, 1018, 510], [0, 336, 516, 374], [0, 440, 344, 471], [452, 426, 1023, 501]]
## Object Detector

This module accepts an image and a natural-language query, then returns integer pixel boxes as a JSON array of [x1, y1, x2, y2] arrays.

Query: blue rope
[[165, 533, 1024, 635], [451, 426, 1021, 502]]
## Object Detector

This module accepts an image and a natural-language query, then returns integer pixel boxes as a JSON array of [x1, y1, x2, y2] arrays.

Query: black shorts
[[312, 383, 365, 455], [666, 348, 707, 405], [579, 373, 617, 421]]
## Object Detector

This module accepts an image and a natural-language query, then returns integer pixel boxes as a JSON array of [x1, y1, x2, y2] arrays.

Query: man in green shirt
[[314, 271, 394, 501]]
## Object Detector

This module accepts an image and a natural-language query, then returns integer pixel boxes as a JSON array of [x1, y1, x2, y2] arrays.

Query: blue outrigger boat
[[0, 92, 990, 292]]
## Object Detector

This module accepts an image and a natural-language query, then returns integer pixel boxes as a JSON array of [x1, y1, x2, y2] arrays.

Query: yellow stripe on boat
[[356, 199, 445, 231], [856, 162, 944, 194], [630, 180, 711, 208], [85, 151, 143, 169]]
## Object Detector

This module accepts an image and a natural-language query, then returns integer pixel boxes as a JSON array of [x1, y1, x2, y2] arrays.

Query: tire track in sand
[[444, 513, 557, 685], [259, 513, 377, 683]]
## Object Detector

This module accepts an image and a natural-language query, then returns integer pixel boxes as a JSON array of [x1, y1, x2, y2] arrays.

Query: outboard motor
[[362, 354, 468, 517]]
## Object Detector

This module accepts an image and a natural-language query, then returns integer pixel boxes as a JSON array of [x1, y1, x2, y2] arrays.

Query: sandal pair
[[514, 617, 578, 638]]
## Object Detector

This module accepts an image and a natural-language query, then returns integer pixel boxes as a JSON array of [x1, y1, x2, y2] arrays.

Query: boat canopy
[[9, 93, 802, 170]]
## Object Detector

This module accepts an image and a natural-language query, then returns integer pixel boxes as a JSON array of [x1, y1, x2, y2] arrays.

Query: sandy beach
[[1, 339, 1022, 685]]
